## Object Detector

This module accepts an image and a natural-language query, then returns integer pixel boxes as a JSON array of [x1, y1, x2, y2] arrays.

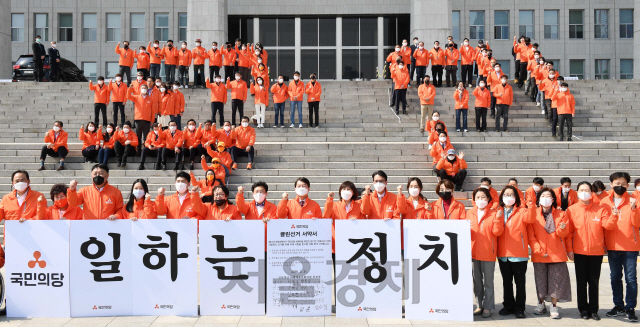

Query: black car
[[12, 54, 87, 82]]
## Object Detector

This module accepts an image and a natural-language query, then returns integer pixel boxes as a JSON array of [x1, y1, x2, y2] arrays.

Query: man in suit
[[32, 35, 46, 82], [48, 41, 61, 82], [410, 37, 418, 88]]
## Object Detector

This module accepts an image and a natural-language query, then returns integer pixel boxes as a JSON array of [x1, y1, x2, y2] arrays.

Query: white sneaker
[[550, 306, 560, 319], [464, 129, 468, 132], [272, 125, 277, 128], [299, 124, 303, 128], [468, 84, 473, 88], [184, 85, 189, 89], [179, 85, 184, 89], [541, 109, 545, 114], [536, 102, 541, 107], [534, 302, 547, 315], [280, 125, 285, 128], [289, 124, 295, 128]]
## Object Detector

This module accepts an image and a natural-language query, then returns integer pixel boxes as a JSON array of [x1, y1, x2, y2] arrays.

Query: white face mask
[[398, 65, 404, 69], [51, 44, 56, 48], [258, 80, 263, 85], [253, 192, 266, 203], [115, 77, 122, 82], [447, 155, 456, 160], [561, 87, 568, 92], [257, 59, 263, 63], [295, 187, 309, 197], [107, 127, 113, 133], [463, 42, 469, 46], [540, 60, 545, 64], [409, 188, 420, 197], [294, 76, 299, 80], [539, 197, 553, 207], [196, 43, 201, 47], [458, 87, 463, 91], [419, 46, 424, 49], [88, 126, 95, 132], [475, 200, 488, 209], [188, 125, 196, 131], [173, 85, 179, 90], [53, 126, 60, 132], [160, 88, 166, 92], [181, 45, 186, 49], [403, 43, 408, 46], [224, 125, 231, 131], [578, 192, 592, 201], [166, 126, 176, 132], [533, 185, 541, 192], [98, 80, 104, 85], [133, 189, 145, 199], [141, 89, 148, 94], [495, 67, 500, 72], [278, 79, 284, 84], [212, 45, 217, 50], [503, 196, 516, 206], [549, 74, 555, 78], [414, 40, 418, 44], [562, 187, 571, 193], [439, 136, 447, 143], [175, 182, 188, 193], [373, 182, 386, 193], [534, 55, 540, 59], [340, 190, 353, 201], [432, 116, 440, 121], [241, 47, 246, 50], [483, 52, 487, 57], [241, 122, 249, 127], [501, 79, 507, 84], [137, 76, 142, 81], [139, 50, 144, 54], [235, 76, 241, 80], [155, 82, 161, 86], [255, 50, 260, 55], [215, 78, 221, 83], [154, 43, 159, 48], [479, 83, 485, 87], [395, 48, 400, 52], [13, 182, 28, 192], [123, 127, 130, 133]]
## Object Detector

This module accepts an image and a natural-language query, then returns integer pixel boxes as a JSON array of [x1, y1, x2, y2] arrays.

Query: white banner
[[6, 220, 70, 318], [200, 220, 265, 316], [131, 219, 198, 316], [403, 220, 473, 321], [70, 220, 133, 317], [335, 220, 402, 318], [266, 219, 332, 317]]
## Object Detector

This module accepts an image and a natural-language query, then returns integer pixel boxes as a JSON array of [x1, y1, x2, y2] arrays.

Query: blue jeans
[[97, 148, 115, 165], [290, 101, 302, 125], [455, 109, 468, 131], [609, 250, 639, 310], [150, 63, 161, 80], [274, 102, 285, 126], [537, 87, 544, 104]]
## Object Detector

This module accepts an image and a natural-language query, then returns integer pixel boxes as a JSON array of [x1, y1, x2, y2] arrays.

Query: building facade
[[5, 0, 638, 80]]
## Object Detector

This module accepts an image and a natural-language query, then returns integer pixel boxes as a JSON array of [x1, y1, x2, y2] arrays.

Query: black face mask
[[93, 175, 105, 186], [439, 191, 453, 200], [613, 186, 628, 196], [487, 54, 492, 59], [525, 42, 530, 46], [214, 199, 226, 206], [168, 44, 173, 48], [124, 45, 129, 49], [425, 80, 430, 85]]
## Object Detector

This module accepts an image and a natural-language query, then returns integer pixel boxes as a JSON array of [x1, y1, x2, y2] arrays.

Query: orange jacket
[[205, 79, 228, 103], [182, 128, 202, 148], [192, 46, 207, 65], [196, 161, 226, 187], [426, 120, 447, 134], [418, 83, 436, 105], [551, 90, 576, 115], [479, 57, 491, 77], [399, 46, 412, 65], [89, 81, 110, 104], [251, 66, 270, 89], [44, 129, 68, 151], [324, 196, 370, 252], [206, 148, 232, 169], [547, 84, 561, 109], [472, 87, 491, 108], [216, 129, 236, 148], [129, 79, 147, 95], [554, 187, 579, 209], [178, 48, 192, 66], [444, 47, 459, 66], [436, 157, 467, 176], [113, 130, 139, 147], [207, 49, 223, 66], [0, 188, 44, 221], [198, 126, 217, 146], [115, 44, 135, 67], [471, 186, 500, 210], [155, 192, 204, 219], [162, 46, 179, 65], [250, 83, 269, 105], [37, 202, 83, 220], [277, 196, 325, 219], [249, 45, 268, 65], [527, 207, 570, 262], [201, 203, 242, 220], [524, 186, 541, 208], [109, 80, 128, 103], [164, 129, 184, 150], [540, 76, 558, 99], [492, 83, 513, 106], [365, 191, 406, 219], [412, 48, 429, 66], [565, 201, 616, 255], [459, 45, 475, 65], [288, 80, 305, 101], [236, 193, 278, 248], [431, 198, 467, 220], [513, 41, 532, 61], [67, 183, 124, 220], [234, 45, 251, 68], [127, 91, 156, 122], [234, 126, 255, 149], [386, 51, 403, 64], [120, 198, 157, 219], [135, 52, 150, 69], [144, 130, 166, 148], [226, 79, 248, 101], [147, 42, 164, 64], [403, 197, 433, 220], [429, 140, 454, 165], [159, 92, 176, 116], [222, 47, 236, 66], [271, 83, 289, 104], [486, 68, 503, 88], [172, 90, 185, 114], [468, 207, 503, 261], [429, 48, 445, 66], [601, 192, 640, 251], [392, 69, 410, 89], [496, 206, 536, 258], [79, 128, 102, 150], [453, 89, 469, 109]]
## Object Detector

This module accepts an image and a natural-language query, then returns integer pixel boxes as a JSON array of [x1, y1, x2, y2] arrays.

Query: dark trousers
[[138, 68, 148, 80], [514, 60, 521, 82], [40, 146, 68, 161], [394, 89, 407, 113], [608, 250, 639, 310], [230, 146, 255, 163], [119, 65, 131, 86], [558, 114, 573, 139], [238, 66, 250, 85], [498, 260, 528, 312], [178, 66, 189, 87], [309, 102, 320, 127], [98, 148, 115, 164], [114, 142, 137, 160], [193, 64, 205, 87], [544, 99, 552, 119], [140, 147, 162, 164], [574, 254, 603, 314], [113, 102, 125, 127], [165, 64, 176, 83], [445, 67, 457, 87], [490, 93, 496, 117], [185, 145, 203, 163], [224, 66, 234, 80], [410, 62, 416, 82], [209, 66, 221, 82], [495, 104, 509, 131], [455, 109, 468, 131], [431, 65, 443, 87], [82, 147, 99, 161], [231, 99, 244, 126], [518, 62, 528, 86], [94, 103, 107, 127], [274, 102, 285, 126], [551, 108, 559, 136], [475, 107, 487, 131], [150, 63, 161, 80], [171, 114, 182, 130], [415, 66, 426, 85], [162, 147, 183, 165], [461, 65, 473, 86], [49, 63, 59, 82], [34, 59, 44, 82], [211, 102, 224, 124], [134, 120, 151, 152], [439, 168, 467, 189]]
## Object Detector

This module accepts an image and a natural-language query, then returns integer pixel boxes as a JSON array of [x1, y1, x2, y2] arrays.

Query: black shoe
[[389, 103, 395, 108], [490, 115, 495, 119], [581, 311, 590, 319], [403, 111, 407, 115], [57, 165, 65, 171], [568, 138, 572, 141], [515, 311, 526, 318], [591, 313, 601, 321], [499, 308, 514, 316], [607, 306, 625, 317], [189, 163, 195, 170], [117, 160, 122, 167], [180, 164, 186, 170], [38, 166, 45, 171], [559, 137, 564, 141], [155, 163, 162, 170], [84, 157, 89, 163], [173, 163, 179, 171], [395, 111, 399, 115], [138, 163, 145, 170], [627, 309, 639, 322], [162, 164, 167, 170], [122, 157, 128, 167]]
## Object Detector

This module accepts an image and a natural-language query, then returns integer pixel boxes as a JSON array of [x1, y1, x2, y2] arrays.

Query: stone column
[[411, 0, 452, 46], [0, 0, 12, 79], [187, 0, 227, 83]]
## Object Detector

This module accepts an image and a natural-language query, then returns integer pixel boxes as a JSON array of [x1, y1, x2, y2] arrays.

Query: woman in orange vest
[[404, 177, 433, 219], [430, 179, 466, 220], [468, 187, 503, 318], [527, 188, 571, 319], [453, 82, 469, 132], [121, 179, 157, 220], [157, 83, 175, 127], [202, 185, 242, 220], [79, 121, 103, 163], [251, 77, 269, 128], [36, 183, 83, 220], [323, 181, 370, 254]]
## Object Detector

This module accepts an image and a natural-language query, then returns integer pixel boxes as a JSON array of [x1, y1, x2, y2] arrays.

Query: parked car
[[12, 54, 87, 82]]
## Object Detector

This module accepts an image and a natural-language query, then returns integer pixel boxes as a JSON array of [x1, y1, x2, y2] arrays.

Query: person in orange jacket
[[271, 76, 289, 128], [495, 185, 536, 318], [216, 121, 236, 150], [288, 71, 305, 128], [633, 179, 640, 204], [234, 41, 252, 84], [147, 40, 164, 80], [430, 130, 454, 167], [191, 167, 225, 203], [127, 84, 155, 152], [430, 179, 466, 220], [429, 41, 445, 87], [418, 76, 436, 132], [230, 116, 256, 170], [547, 75, 563, 133], [436, 149, 468, 192], [251, 77, 269, 128], [221, 43, 236, 80], [469, 186, 503, 317], [459, 38, 476, 87], [565, 181, 617, 319], [540, 66, 557, 119], [493, 74, 513, 132], [413, 41, 429, 85], [427, 121, 449, 148], [40, 120, 68, 171], [426, 111, 447, 135], [182, 119, 203, 170], [128, 72, 148, 95], [392, 61, 410, 115], [79, 122, 103, 163], [206, 75, 228, 124], [162, 120, 184, 170], [206, 142, 232, 177], [453, 82, 469, 132], [198, 120, 217, 158], [197, 154, 227, 185], [177, 41, 192, 88], [386, 45, 404, 69], [601, 172, 640, 319], [551, 82, 576, 141], [67, 164, 123, 220], [226, 72, 248, 126], [135, 46, 150, 80], [388, 56, 404, 107], [324, 181, 371, 253], [277, 177, 326, 219], [0, 170, 45, 225], [108, 74, 128, 127], [525, 177, 545, 208], [444, 40, 460, 87], [237, 182, 278, 248], [113, 121, 139, 167], [250, 42, 269, 66], [525, 47, 540, 99], [192, 39, 207, 88], [115, 41, 134, 85], [170, 81, 185, 129], [473, 80, 491, 132], [155, 172, 204, 219], [471, 177, 500, 210], [162, 40, 179, 83], [364, 170, 406, 220], [89, 76, 110, 127], [138, 123, 166, 170], [251, 62, 270, 90], [157, 83, 176, 128], [198, 185, 242, 221], [592, 180, 608, 203], [36, 183, 83, 220], [554, 177, 579, 211], [121, 179, 157, 220], [403, 177, 433, 219], [207, 42, 223, 82]]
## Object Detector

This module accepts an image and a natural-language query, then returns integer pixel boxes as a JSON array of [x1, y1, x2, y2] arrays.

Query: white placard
[[131, 219, 198, 316], [6, 220, 70, 318], [266, 219, 332, 317], [200, 220, 265, 316], [70, 220, 133, 317], [403, 220, 473, 321], [335, 220, 402, 318]]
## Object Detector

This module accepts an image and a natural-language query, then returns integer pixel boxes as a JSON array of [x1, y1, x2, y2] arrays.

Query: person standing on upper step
[[459, 38, 476, 88], [551, 82, 575, 142], [135, 46, 150, 80], [363, 170, 406, 220], [89, 76, 110, 128], [148, 40, 164, 80], [40, 120, 68, 171], [127, 83, 155, 152], [47, 41, 60, 82], [554, 177, 578, 211], [435, 149, 467, 192], [388, 55, 403, 108], [429, 41, 445, 88], [548, 76, 564, 132], [109, 74, 128, 128], [251, 77, 268, 129], [444, 40, 460, 88], [32, 35, 46, 82], [486, 61, 502, 119], [162, 40, 179, 83], [221, 43, 237, 81], [413, 41, 428, 86], [115, 41, 135, 86], [206, 75, 228, 124], [226, 72, 248, 127], [277, 177, 328, 219], [410, 37, 419, 86], [67, 164, 123, 220], [493, 75, 513, 133], [473, 79, 491, 132], [271, 76, 288, 128], [230, 116, 256, 171], [177, 41, 192, 89], [540, 66, 557, 120], [418, 75, 436, 133], [192, 39, 207, 89], [171, 81, 185, 129], [391, 60, 410, 115], [288, 71, 305, 128], [453, 82, 469, 132]]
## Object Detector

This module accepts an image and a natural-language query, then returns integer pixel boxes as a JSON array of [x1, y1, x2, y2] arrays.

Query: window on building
[[83, 62, 97, 82], [569, 59, 584, 79], [469, 11, 484, 40], [105, 62, 119, 79], [11, 14, 24, 42], [58, 13, 73, 42], [382, 15, 409, 47], [519, 10, 534, 38], [130, 13, 145, 42], [494, 11, 509, 40], [452, 11, 460, 41], [342, 49, 377, 80], [278, 17, 295, 47], [497, 60, 510, 77], [300, 18, 337, 79], [620, 59, 633, 79], [595, 59, 610, 79], [106, 13, 120, 42], [259, 18, 277, 46], [178, 13, 187, 42], [569, 10, 584, 39], [544, 10, 558, 39], [301, 49, 337, 80], [595, 9, 609, 39], [228, 16, 254, 44], [82, 14, 97, 42], [34, 13, 49, 41], [620, 9, 634, 39], [155, 13, 169, 42]]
